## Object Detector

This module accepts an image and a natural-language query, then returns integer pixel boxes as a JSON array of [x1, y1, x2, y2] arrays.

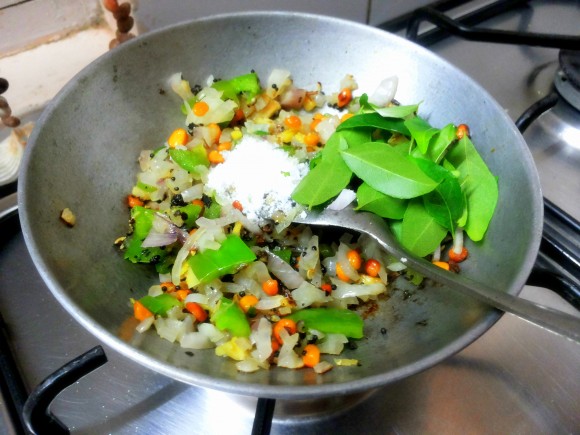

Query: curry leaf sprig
[[291, 94, 499, 258]]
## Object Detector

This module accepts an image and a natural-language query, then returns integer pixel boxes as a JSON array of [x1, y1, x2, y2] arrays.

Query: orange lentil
[[346, 249, 362, 270], [335, 262, 351, 282], [191, 198, 205, 209], [340, 113, 355, 123], [160, 281, 177, 293], [364, 259, 381, 277], [337, 88, 352, 108], [456, 124, 470, 140], [304, 132, 320, 148], [449, 247, 469, 263], [193, 101, 209, 116], [433, 261, 450, 271], [208, 150, 224, 164], [239, 294, 259, 313], [174, 289, 191, 302], [231, 108, 245, 125], [133, 300, 153, 321], [207, 123, 222, 145], [127, 194, 143, 208], [167, 128, 189, 148], [284, 115, 302, 131], [302, 344, 321, 368], [273, 318, 297, 344], [218, 141, 232, 151], [185, 302, 208, 322], [321, 283, 333, 294], [262, 279, 279, 296], [309, 113, 324, 130]]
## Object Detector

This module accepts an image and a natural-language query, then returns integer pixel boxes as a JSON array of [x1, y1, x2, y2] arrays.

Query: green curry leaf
[[404, 116, 439, 155], [291, 135, 352, 207], [337, 112, 410, 136], [445, 136, 498, 241], [413, 157, 465, 233], [340, 142, 439, 199], [400, 199, 448, 257], [355, 182, 407, 219]]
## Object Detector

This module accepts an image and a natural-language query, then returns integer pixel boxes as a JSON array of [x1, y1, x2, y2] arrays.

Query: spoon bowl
[[294, 206, 580, 342]]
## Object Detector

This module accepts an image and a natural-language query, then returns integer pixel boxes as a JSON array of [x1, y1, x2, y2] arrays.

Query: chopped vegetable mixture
[[117, 69, 498, 373]]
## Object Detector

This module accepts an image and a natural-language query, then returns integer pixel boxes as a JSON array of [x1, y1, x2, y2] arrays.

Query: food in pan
[[116, 70, 498, 373]]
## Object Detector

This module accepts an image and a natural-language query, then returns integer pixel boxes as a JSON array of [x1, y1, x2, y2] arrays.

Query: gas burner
[[555, 50, 580, 111]]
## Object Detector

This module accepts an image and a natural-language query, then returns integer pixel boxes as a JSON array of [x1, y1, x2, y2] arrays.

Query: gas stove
[[1, 1, 579, 434]]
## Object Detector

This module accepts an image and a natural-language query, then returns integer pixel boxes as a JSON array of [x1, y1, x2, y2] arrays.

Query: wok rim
[[18, 10, 543, 400]]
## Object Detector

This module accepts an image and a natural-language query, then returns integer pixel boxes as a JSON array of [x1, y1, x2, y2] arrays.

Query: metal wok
[[18, 12, 543, 400]]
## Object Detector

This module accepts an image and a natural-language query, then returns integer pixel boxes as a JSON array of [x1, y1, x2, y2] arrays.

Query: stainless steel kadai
[[18, 11, 543, 399]]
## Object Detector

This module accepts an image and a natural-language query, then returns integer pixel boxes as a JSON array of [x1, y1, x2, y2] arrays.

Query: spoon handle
[[363, 213, 580, 343], [297, 208, 580, 343], [393, 251, 580, 343]]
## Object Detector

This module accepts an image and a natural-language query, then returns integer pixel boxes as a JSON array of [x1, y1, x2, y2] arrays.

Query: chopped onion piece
[[291, 281, 329, 308], [180, 184, 204, 202], [369, 76, 398, 107], [198, 322, 226, 343], [141, 231, 177, 248], [236, 358, 261, 373], [313, 361, 333, 374], [265, 250, 304, 289], [326, 189, 356, 211], [330, 278, 386, 300], [136, 316, 154, 333], [280, 87, 307, 110], [250, 318, 273, 362], [180, 331, 214, 349], [277, 329, 304, 369], [184, 293, 209, 306], [255, 295, 286, 310], [318, 334, 348, 355]]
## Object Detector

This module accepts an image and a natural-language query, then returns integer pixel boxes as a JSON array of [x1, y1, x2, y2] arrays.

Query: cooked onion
[[277, 329, 304, 369], [250, 317, 273, 362], [280, 87, 307, 110], [326, 189, 356, 211], [369, 76, 398, 107], [265, 250, 304, 289], [291, 281, 328, 308], [180, 331, 214, 349], [318, 334, 348, 355]]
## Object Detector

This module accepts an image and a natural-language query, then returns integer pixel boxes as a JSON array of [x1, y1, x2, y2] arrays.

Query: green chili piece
[[212, 73, 261, 101], [176, 203, 203, 229], [288, 308, 364, 339], [187, 234, 256, 284], [212, 297, 251, 337], [203, 201, 222, 219], [139, 294, 181, 316], [136, 181, 157, 193], [272, 247, 292, 264], [124, 206, 167, 264], [168, 146, 209, 173]]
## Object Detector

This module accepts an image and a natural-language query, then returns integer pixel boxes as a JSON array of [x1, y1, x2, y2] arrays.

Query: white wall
[[130, 0, 370, 33]]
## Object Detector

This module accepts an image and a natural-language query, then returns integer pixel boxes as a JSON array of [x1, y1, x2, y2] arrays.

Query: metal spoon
[[294, 206, 580, 343]]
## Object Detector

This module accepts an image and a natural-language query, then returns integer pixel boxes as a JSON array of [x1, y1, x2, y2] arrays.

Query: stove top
[[1, 1, 579, 433]]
